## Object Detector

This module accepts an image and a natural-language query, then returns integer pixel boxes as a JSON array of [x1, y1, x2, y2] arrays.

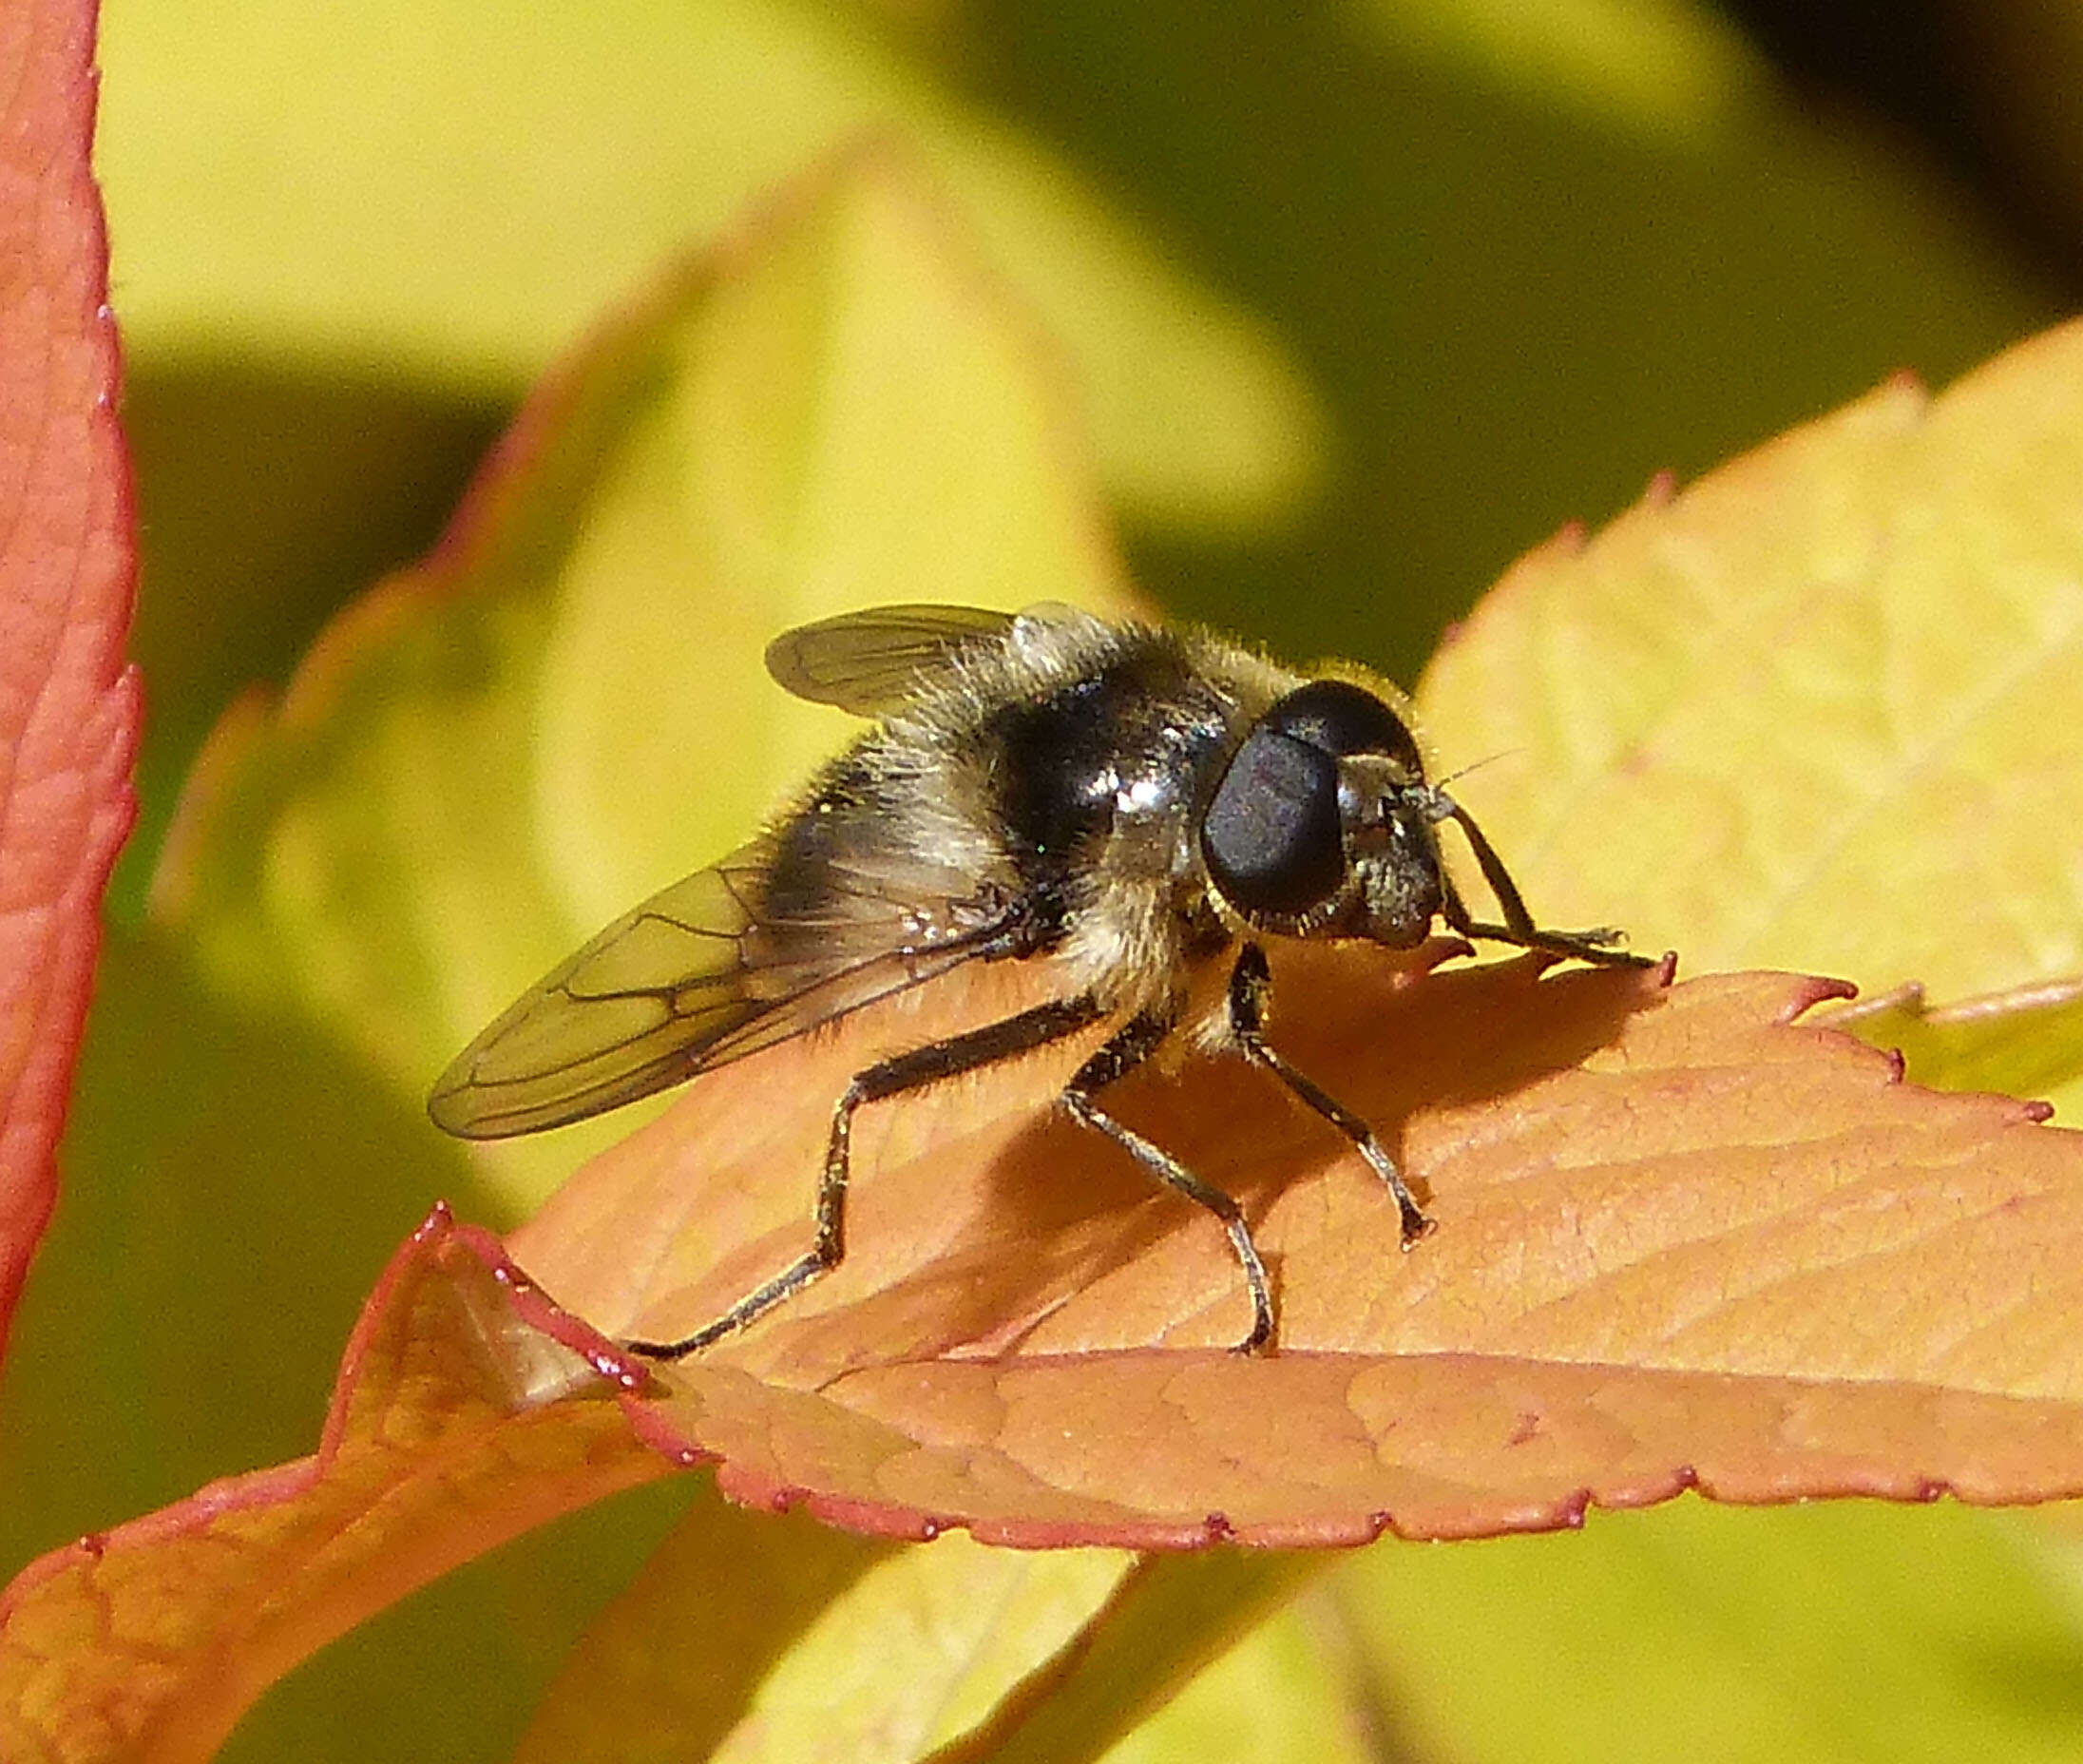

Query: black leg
[[1061, 1011, 1276, 1355], [1227, 944, 1435, 1248], [626, 994, 1106, 1359], [1438, 798, 1653, 968]]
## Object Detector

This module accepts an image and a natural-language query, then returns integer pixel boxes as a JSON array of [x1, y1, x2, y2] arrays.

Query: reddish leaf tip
[[411, 1199, 456, 1241], [1779, 972, 1862, 1020]]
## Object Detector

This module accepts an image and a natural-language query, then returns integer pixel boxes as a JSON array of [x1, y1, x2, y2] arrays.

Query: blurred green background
[[26, 0, 2083, 1756]]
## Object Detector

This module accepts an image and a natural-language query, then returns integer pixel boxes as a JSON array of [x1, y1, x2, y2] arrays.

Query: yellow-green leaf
[[153, 148, 1137, 1218], [1835, 978, 2083, 1108], [1417, 322, 2083, 1115], [1326, 1499, 2083, 1764]]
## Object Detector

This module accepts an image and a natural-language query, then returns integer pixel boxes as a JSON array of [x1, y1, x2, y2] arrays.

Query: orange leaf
[[0, 1210, 664, 1764], [0, 0, 141, 1352], [506, 949, 2083, 1546]]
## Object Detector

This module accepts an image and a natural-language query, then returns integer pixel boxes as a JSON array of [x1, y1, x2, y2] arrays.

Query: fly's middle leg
[[1061, 1011, 1276, 1355], [1226, 942, 1433, 1247]]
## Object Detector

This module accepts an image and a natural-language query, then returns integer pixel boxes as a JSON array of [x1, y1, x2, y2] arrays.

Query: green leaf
[[526, 1534, 1128, 1764], [1416, 323, 2083, 1116], [95, 0, 1324, 538], [930, 1554, 1325, 1764], [1097, 1597, 1373, 1764], [507, 1485, 898, 1764], [1836, 980, 2083, 1120], [1326, 1499, 2083, 1764]]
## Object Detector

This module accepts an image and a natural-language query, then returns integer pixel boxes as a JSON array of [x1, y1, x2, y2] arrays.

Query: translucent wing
[[428, 838, 1024, 1139], [764, 604, 1015, 716]]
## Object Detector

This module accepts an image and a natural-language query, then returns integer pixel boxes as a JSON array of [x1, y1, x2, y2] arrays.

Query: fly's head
[[1197, 677, 1449, 949]]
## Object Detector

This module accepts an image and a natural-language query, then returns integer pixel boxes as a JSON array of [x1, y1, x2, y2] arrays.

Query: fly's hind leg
[[1227, 943, 1434, 1248], [625, 994, 1105, 1360], [1437, 797, 1653, 968], [1061, 1013, 1276, 1355]]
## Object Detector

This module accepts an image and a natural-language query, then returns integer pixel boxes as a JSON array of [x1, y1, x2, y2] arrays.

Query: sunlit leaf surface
[[502, 953, 2083, 1544]]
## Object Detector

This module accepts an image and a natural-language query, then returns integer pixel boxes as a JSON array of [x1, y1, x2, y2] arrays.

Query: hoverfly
[[430, 604, 1647, 1354]]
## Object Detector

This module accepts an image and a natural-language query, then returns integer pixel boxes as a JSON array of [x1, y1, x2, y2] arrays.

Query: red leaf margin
[[0, 0, 143, 1355]]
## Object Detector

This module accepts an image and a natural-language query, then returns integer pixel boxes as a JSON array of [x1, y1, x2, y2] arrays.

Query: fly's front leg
[[1437, 797, 1653, 968], [626, 994, 1105, 1359], [1061, 1012, 1276, 1355], [1228, 943, 1434, 1247]]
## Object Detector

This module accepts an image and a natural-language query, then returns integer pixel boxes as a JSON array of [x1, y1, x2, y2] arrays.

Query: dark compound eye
[[1263, 679, 1423, 775], [1200, 724, 1347, 918]]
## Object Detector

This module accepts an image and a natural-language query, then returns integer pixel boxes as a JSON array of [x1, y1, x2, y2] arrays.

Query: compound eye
[[1266, 679, 1423, 775], [1200, 725, 1346, 918]]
